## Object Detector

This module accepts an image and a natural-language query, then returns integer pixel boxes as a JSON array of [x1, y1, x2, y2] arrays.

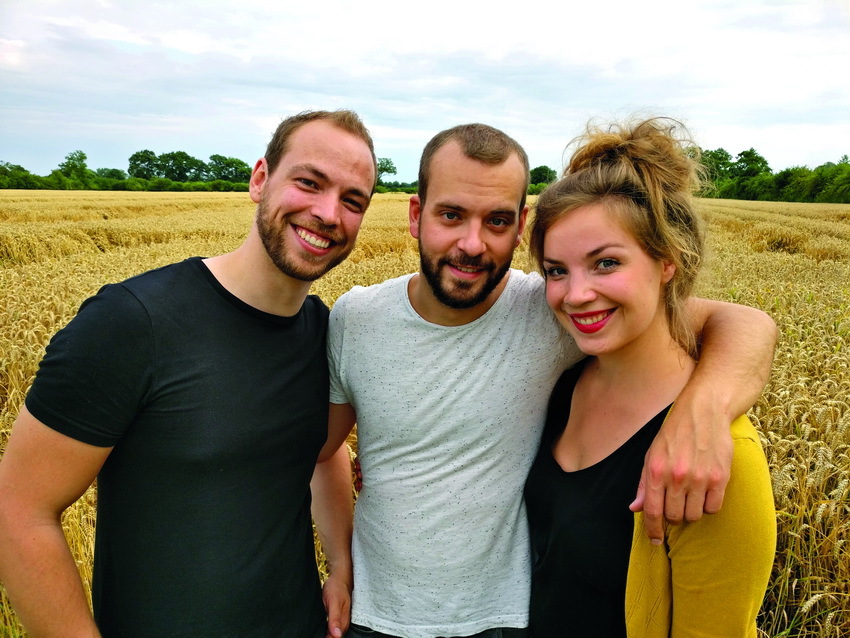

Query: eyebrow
[[587, 243, 626, 257], [543, 243, 626, 264], [433, 201, 518, 217]]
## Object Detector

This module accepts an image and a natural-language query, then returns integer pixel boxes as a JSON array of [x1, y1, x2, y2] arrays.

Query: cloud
[[1, 0, 848, 180]]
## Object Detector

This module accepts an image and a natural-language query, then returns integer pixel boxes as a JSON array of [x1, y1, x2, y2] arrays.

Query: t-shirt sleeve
[[327, 291, 352, 406], [25, 283, 156, 447]]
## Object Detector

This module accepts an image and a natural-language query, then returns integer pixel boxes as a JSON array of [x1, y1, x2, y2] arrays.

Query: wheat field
[[1, 191, 848, 636]]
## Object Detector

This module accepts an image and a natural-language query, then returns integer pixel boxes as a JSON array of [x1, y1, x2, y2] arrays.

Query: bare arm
[[632, 298, 777, 542], [311, 402, 357, 638], [0, 406, 111, 637]]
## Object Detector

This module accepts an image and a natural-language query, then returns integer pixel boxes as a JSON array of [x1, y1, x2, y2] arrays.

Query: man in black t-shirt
[[0, 110, 377, 638]]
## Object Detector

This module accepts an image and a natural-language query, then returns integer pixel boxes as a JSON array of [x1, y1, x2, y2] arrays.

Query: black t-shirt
[[27, 258, 328, 637], [524, 363, 667, 637]]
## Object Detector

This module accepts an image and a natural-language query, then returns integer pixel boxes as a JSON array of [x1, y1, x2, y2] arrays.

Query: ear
[[409, 195, 422, 239], [661, 260, 676, 284], [249, 158, 269, 204], [515, 204, 530, 247]]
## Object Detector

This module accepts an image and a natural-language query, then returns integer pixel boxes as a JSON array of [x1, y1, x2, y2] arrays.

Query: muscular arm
[[632, 298, 777, 542], [311, 402, 357, 638], [0, 406, 111, 638]]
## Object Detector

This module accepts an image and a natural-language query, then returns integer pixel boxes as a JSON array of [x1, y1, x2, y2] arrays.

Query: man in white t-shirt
[[314, 123, 777, 638]]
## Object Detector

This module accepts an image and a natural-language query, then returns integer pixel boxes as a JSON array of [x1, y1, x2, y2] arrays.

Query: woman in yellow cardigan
[[523, 117, 776, 637]]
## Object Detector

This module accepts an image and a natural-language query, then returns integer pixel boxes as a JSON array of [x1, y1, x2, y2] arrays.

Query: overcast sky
[[2, 0, 849, 182]]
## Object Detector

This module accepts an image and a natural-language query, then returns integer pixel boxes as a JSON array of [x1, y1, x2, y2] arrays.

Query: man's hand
[[630, 397, 733, 544], [630, 296, 777, 543], [322, 570, 352, 638]]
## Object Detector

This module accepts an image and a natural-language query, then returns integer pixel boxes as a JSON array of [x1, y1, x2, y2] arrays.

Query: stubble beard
[[418, 235, 512, 310], [256, 194, 351, 282]]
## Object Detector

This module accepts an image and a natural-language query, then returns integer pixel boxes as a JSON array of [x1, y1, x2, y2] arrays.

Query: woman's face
[[541, 203, 675, 358]]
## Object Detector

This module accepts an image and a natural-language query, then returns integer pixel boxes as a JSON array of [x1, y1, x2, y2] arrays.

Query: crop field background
[[0, 190, 848, 636]]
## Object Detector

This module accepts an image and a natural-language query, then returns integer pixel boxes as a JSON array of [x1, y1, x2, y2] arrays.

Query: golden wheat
[[1, 190, 848, 637]]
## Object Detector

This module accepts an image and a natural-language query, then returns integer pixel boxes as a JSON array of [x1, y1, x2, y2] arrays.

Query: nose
[[312, 194, 341, 227], [456, 220, 485, 257], [562, 271, 596, 308]]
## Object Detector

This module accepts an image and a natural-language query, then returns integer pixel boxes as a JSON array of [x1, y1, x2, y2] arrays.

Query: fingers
[[628, 475, 645, 513], [703, 484, 726, 515], [322, 576, 351, 638], [681, 488, 706, 523], [325, 603, 346, 638], [633, 467, 665, 545]]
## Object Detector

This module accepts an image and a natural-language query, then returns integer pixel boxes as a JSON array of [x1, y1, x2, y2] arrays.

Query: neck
[[407, 270, 511, 327], [204, 227, 312, 317], [593, 320, 695, 397]]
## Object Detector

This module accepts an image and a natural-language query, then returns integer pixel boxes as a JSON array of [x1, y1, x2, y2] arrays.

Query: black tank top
[[524, 362, 669, 637]]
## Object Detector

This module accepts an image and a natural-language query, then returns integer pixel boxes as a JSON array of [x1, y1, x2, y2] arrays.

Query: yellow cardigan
[[625, 415, 777, 638]]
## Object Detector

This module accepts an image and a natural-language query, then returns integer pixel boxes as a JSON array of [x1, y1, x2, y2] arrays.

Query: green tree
[[0, 161, 33, 189], [96, 167, 128, 180], [158, 151, 207, 182], [207, 154, 252, 182], [58, 150, 95, 188], [701, 148, 734, 183], [377, 157, 397, 184], [773, 166, 812, 202], [529, 165, 557, 185], [731, 148, 771, 179], [128, 150, 160, 180]]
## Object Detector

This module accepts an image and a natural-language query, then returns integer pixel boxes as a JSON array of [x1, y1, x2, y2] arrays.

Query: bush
[[125, 177, 148, 191]]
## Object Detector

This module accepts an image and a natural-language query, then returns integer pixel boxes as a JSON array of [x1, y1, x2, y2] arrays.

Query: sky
[[1, 0, 849, 183]]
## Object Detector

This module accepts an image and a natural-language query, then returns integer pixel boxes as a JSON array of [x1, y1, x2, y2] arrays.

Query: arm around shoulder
[[634, 297, 777, 540], [686, 297, 777, 419]]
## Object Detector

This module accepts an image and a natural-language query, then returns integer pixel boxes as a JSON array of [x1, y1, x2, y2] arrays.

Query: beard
[[418, 236, 512, 310], [256, 193, 351, 282]]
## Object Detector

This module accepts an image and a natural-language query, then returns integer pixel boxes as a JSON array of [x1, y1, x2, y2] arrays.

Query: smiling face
[[542, 203, 675, 358], [408, 141, 528, 321], [250, 119, 375, 282]]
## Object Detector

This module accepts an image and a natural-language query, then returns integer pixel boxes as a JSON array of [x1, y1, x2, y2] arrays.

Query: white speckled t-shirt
[[328, 270, 583, 638]]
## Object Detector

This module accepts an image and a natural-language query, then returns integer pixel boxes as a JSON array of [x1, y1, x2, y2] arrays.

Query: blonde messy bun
[[531, 117, 706, 357]]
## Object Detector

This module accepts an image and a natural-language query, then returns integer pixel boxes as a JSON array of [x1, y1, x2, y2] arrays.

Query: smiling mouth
[[295, 226, 332, 249], [572, 310, 613, 326]]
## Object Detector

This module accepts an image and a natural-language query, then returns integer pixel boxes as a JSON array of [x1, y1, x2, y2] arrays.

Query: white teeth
[[296, 228, 330, 249], [573, 311, 611, 325], [455, 266, 479, 273]]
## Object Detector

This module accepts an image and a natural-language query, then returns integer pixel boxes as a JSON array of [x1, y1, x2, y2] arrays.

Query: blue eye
[[598, 258, 619, 270], [545, 266, 566, 278]]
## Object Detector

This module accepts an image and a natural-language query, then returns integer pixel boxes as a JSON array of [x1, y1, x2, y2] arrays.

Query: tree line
[[2, 148, 849, 203], [0, 150, 253, 192], [701, 148, 850, 203]]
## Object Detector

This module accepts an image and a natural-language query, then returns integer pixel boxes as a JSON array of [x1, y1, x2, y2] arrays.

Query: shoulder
[[506, 269, 545, 293], [728, 414, 772, 493], [499, 269, 546, 311], [331, 273, 414, 317], [303, 294, 330, 318], [116, 257, 203, 299], [730, 414, 761, 444]]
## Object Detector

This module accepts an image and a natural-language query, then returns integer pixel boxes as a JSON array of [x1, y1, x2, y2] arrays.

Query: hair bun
[[565, 118, 702, 196]]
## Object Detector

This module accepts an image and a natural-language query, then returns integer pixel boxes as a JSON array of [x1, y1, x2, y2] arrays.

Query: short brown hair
[[530, 117, 706, 357], [264, 109, 378, 190], [418, 123, 530, 209]]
